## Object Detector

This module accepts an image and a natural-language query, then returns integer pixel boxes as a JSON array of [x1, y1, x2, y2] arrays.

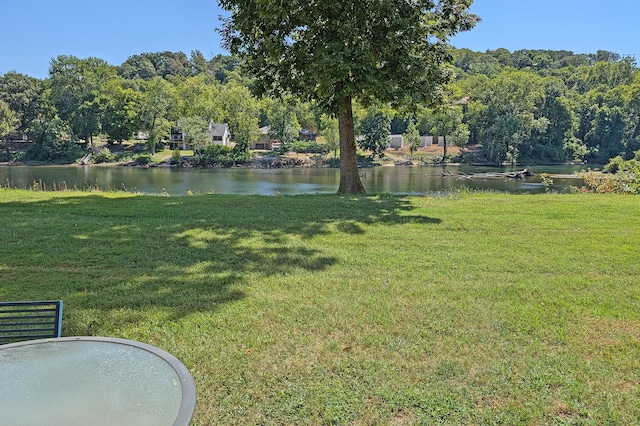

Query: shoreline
[[0, 158, 589, 169]]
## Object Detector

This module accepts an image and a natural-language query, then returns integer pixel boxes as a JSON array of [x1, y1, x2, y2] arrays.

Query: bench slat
[[0, 300, 63, 343]]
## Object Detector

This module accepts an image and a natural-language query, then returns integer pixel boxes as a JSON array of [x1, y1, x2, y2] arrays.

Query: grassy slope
[[1, 190, 639, 424]]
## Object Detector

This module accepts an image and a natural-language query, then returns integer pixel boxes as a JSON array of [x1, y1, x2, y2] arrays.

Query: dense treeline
[[452, 48, 639, 164], [0, 48, 638, 165]]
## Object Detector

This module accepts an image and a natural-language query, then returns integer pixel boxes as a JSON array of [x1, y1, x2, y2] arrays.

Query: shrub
[[92, 148, 117, 164], [133, 154, 153, 165], [290, 141, 328, 154], [580, 170, 640, 194], [171, 149, 182, 164], [540, 173, 554, 192], [0, 148, 15, 162], [132, 143, 147, 154], [603, 156, 626, 174], [195, 144, 250, 167]]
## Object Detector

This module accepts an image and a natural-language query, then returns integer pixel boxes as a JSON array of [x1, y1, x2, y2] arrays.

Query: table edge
[[0, 336, 196, 426]]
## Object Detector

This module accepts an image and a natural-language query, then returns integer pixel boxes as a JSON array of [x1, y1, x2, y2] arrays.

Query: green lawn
[[1, 190, 639, 424]]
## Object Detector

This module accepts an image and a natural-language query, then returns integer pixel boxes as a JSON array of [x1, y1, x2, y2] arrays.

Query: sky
[[1, 0, 638, 79]]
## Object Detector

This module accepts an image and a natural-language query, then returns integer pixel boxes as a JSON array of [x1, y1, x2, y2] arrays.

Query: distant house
[[169, 121, 231, 150], [251, 127, 317, 150], [298, 129, 317, 141], [385, 134, 446, 149], [169, 127, 187, 150], [252, 126, 275, 150], [209, 122, 231, 146]]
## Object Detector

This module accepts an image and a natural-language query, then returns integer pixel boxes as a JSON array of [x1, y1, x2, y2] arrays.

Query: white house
[[209, 122, 231, 146], [170, 121, 231, 150]]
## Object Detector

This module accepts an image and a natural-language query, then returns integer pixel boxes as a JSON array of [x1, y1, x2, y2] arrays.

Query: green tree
[[466, 69, 545, 163], [140, 77, 176, 154], [0, 72, 48, 136], [527, 78, 574, 162], [265, 98, 300, 151], [118, 54, 157, 80], [207, 54, 240, 83], [423, 106, 468, 162], [102, 80, 143, 143], [320, 115, 339, 159], [404, 119, 422, 160], [220, 81, 260, 153], [218, 0, 477, 193], [179, 116, 210, 155], [622, 75, 640, 157], [48, 55, 116, 146], [358, 110, 390, 159], [174, 74, 224, 122], [119, 51, 193, 80], [0, 100, 18, 159], [586, 59, 635, 91], [24, 117, 82, 162], [190, 50, 208, 75], [584, 105, 626, 163]]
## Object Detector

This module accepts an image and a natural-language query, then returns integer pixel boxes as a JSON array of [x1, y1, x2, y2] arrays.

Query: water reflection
[[0, 165, 586, 196]]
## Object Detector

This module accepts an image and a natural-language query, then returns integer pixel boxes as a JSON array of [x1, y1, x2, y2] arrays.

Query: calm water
[[0, 165, 586, 196]]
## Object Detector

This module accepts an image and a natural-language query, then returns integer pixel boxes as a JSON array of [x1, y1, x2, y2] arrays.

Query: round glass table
[[0, 336, 196, 426]]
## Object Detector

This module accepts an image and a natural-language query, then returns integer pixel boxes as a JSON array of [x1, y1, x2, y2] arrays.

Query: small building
[[420, 136, 445, 147], [251, 126, 274, 150], [389, 135, 404, 149], [134, 131, 149, 141]]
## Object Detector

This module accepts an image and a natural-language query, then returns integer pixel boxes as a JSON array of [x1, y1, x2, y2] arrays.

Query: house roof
[[209, 122, 229, 136]]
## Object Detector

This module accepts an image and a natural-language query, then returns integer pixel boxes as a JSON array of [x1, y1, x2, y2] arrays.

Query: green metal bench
[[0, 301, 63, 344]]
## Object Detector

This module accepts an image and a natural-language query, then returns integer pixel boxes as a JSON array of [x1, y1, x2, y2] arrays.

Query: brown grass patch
[[578, 315, 640, 363], [580, 316, 640, 347]]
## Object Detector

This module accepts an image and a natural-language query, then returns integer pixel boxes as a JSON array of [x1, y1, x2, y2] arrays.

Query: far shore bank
[[0, 156, 589, 170]]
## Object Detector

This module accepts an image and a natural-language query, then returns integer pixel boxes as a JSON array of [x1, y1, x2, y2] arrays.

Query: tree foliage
[[0, 100, 18, 160], [0, 72, 48, 135], [48, 55, 116, 145], [358, 110, 391, 159], [403, 119, 422, 160], [265, 98, 300, 150], [220, 81, 260, 153], [180, 116, 210, 155], [101, 80, 143, 143], [24, 118, 83, 162], [140, 77, 176, 154]]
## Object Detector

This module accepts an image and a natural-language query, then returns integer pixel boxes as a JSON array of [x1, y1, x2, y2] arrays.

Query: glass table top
[[0, 336, 196, 426]]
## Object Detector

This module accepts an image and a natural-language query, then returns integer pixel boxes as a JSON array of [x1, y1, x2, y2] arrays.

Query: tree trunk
[[337, 96, 366, 194], [442, 135, 447, 162]]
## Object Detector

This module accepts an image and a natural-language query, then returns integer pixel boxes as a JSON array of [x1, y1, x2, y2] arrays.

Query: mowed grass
[[1, 190, 639, 424]]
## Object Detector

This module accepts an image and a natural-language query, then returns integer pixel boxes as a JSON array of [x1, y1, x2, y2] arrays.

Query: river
[[0, 164, 587, 196]]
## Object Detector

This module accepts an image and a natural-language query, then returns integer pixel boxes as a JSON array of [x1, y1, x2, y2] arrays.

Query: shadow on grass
[[0, 193, 441, 333]]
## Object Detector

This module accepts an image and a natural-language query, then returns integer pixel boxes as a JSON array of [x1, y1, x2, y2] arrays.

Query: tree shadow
[[0, 194, 441, 333]]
